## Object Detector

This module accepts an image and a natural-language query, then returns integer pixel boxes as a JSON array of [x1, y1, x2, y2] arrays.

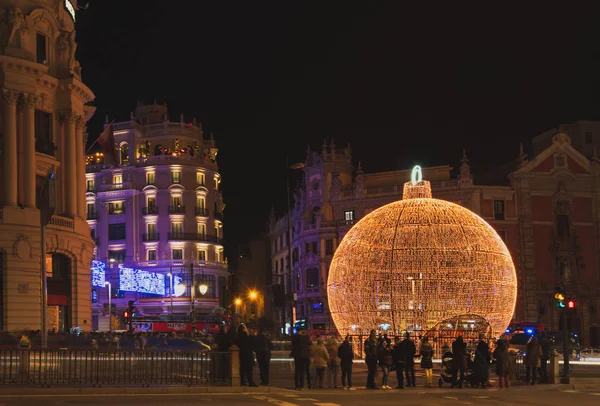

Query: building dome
[[327, 167, 517, 339]]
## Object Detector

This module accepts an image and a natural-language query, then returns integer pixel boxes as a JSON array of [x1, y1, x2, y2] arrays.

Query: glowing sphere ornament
[[327, 167, 517, 339]]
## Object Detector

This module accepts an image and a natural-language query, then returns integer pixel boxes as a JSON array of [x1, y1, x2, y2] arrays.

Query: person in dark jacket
[[291, 328, 312, 390], [539, 332, 551, 384], [392, 336, 405, 389], [493, 339, 510, 388], [525, 336, 541, 385], [473, 339, 491, 388], [451, 336, 468, 388], [236, 324, 258, 387], [338, 335, 355, 390], [364, 329, 379, 389], [254, 329, 273, 385], [420, 336, 434, 387], [400, 332, 417, 387], [378, 338, 394, 389]]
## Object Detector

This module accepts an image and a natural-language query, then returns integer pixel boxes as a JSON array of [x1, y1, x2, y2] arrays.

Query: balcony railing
[[108, 207, 126, 215], [35, 140, 56, 157], [143, 206, 159, 215], [169, 206, 185, 214], [195, 207, 209, 216], [142, 233, 160, 242], [101, 182, 132, 192], [168, 233, 223, 244]]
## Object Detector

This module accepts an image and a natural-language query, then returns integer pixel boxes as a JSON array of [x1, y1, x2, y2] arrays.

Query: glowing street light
[[249, 290, 258, 300], [234, 298, 242, 306]]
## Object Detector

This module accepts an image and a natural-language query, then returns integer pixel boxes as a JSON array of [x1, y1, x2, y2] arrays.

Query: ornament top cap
[[403, 165, 432, 199]]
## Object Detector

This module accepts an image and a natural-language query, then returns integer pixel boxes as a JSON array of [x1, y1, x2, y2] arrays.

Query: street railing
[[0, 349, 231, 387]]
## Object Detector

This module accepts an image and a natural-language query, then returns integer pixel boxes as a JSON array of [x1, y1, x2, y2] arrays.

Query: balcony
[[143, 206, 159, 215], [101, 182, 132, 192], [214, 211, 223, 220], [142, 233, 160, 242], [169, 206, 185, 214], [168, 233, 223, 244], [195, 207, 209, 216], [35, 140, 56, 157], [108, 207, 126, 215]]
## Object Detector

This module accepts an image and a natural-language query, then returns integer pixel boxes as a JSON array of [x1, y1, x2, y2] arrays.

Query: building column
[[63, 111, 79, 217], [75, 122, 86, 218], [22, 93, 38, 208], [2, 89, 19, 207]]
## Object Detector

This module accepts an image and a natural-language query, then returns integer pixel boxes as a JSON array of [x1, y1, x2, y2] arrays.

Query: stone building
[[85, 102, 230, 330], [0, 0, 95, 332], [269, 132, 600, 346]]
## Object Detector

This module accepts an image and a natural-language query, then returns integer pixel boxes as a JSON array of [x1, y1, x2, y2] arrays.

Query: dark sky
[[76, 1, 600, 248]]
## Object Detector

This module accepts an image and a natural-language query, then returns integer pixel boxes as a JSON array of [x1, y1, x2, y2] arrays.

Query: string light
[[327, 167, 517, 339]]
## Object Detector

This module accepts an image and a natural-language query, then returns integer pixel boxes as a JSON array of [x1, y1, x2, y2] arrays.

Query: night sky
[[76, 1, 600, 248]]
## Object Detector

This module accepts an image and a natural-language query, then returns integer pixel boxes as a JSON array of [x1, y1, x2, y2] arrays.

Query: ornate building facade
[[270, 133, 600, 347], [0, 0, 95, 332], [85, 102, 229, 330]]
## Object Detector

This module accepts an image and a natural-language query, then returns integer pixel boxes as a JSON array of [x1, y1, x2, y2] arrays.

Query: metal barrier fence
[[0, 349, 231, 387]]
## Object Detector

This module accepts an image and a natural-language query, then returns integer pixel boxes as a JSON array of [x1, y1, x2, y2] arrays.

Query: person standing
[[400, 332, 417, 387], [291, 327, 312, 390], [525, 336, 541, 385], [392, 336, 406, 389], [311, 338, 329, 388], [236, 324, 258, 387], [364, 329, 379, 389], [255, 329, 273, 386], [420, 336, 434, 388], [338, 335, 355, 390], [378, 338, 394, 389], [325, 335, 340, 388], [493, 339, 510, 388], [473, 338, 491, 388], [539, 332, 550, 384], [451, 336, 467, 388]]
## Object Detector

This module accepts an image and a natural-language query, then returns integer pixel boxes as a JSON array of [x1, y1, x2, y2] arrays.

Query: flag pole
[[86, 119, 115, 154]]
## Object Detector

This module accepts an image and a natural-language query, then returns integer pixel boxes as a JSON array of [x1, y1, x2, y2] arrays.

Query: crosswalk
[[562, 389, 600, 397], [251, 394, 340, 406]]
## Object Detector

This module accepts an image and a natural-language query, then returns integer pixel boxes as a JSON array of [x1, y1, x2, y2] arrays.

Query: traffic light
[[567, 299, 576, 309], [126, 300, 135, 331], [554, 287, 566, 308], [123, 310, 130, 320]]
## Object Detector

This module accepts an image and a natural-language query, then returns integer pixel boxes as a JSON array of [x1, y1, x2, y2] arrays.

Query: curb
[[0, 386, 292, 396]]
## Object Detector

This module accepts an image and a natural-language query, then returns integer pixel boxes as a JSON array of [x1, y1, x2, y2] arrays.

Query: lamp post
[[234, 297, 242, 326], [167, 271, 174, 315], [104, 281, 112, 333], [39, 172, 55, 348], [286, 158, 304, 330]]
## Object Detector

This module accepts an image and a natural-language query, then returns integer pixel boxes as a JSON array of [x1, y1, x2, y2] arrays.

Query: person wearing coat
[[420, 336, 434, 388], [400, 332, 417, 387], [473, 339, 491, 388], [254, 329, 273, 386], [493, 339, 510, 388], [525, 336, 541, 385], [236, 324, 258, 387], [451, 336, 468, 388], [310, 338, 330, 388], [325, 336, 340, 388], [392, 336, 406, 389], [291, 328, 312, 390], [378, 338, 394, 389], [338, 335, 355, 390], [364, 330, 379, 389]]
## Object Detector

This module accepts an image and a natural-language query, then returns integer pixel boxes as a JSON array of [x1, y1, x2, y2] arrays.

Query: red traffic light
[[123, 311, 130, 318], [567, 300, 576, 309]]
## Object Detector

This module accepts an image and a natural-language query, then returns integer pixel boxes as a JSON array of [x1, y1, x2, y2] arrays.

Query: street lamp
[[286, 158, 304, 329], [249, 290, 258, 300], [104, 281, 112, 332], [167, 272, 174, 315], [199, 282, 208, 296]]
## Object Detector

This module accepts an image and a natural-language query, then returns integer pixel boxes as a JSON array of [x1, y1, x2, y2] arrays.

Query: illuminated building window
[[108, 249, 126, 263], [145, 196, 157, 214], [86, 179, 95, 192], [325, 239, 334, 255], [171, 171, 181, 184], [86, 203, 95, 220], [197, 172, 205, 186], [197, 223, 206, 238], [108, 201, 125, 215], [494, 200, 505, 220], [344, 210, 354, 221], [113, 174, 123, 184], [197, 249, 207, 261], [146, 223, 157, 240], [171, 222, 182, 235], [215, 249, 222, 262], [172, 248, 183, 260], [147, 250, 157, 261], [146, 172, 155, 185]]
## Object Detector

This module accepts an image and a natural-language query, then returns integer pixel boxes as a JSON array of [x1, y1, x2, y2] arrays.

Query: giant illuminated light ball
[[327, 166, 517, 338]]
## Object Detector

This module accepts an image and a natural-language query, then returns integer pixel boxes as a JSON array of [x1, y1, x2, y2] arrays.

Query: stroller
[[438, 350, 454, 387]]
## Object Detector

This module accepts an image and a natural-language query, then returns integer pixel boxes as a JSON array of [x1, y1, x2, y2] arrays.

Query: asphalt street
[[1, 386, 600, 406]]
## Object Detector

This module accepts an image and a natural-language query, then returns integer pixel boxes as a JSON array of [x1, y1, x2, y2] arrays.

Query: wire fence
[[0, 349, 231, 387]]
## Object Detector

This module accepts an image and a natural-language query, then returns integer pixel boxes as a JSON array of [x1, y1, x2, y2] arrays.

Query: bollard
[[229, 345, 240, 387], [18, 349, 31, 384], [548, 350, 560, 384]]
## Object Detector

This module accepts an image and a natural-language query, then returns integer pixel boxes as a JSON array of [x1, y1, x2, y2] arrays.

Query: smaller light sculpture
[[119, 266, 165, 295], [91, 260, 106, 287], [172, 276, 186, 297], [199, 283, 208, 296]]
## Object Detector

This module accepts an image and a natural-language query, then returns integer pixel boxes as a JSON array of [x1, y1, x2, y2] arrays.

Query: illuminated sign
[[65, 0, 76, 22], [411, 165, 423, 185], [119, 266, 165, 295], [91, 260, 106, 287], [172, 276, 185, 297]]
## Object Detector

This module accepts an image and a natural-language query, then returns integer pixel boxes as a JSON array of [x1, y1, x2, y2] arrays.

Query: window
[[344, 210, 355, 221], [280, 258, 284, 272], [172, 195, 182, 207], [86, 180, 95, 192], [147, 250, 157, 261], [292, 247, 299, 264], [215, 225, 220, 239], [108, 249, 126, 263], [108, 202, 125, 215], [497, 230, 507, 242], [325, 239, 334, 255], [305, 242, 310, 254], [556, 214, 570, 237], [586, 132, 593, 144], [171, 171, 181, 184], [146, 172, 155, 185], [146, 196, 157, 214], [307, 268, 319, 288], [197, 172, 205, 186], [197, 223, 206, 237], [36, 33, 47, 64], [171, 222, 183, 235], [196, 196, 205, 208], [146, 223, 157, 238], [35, 110, 53, 155], [113, 174, 123, 184], [493, 200, 505, 220], [197, 249, 207, 261], [295, 273, 301, 291], [275, 260, 279, 273], [214, 177, 219, 190], [120, 144, 129, 165], [312, 241, 318, 255], [172, 249, 183, 260], [216, 250, 223, 262], [86, 203, 95, 220], [108, 223, 126, 240]]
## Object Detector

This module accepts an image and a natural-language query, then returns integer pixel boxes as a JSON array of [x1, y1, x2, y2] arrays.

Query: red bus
[[131, 315, 229, 334]]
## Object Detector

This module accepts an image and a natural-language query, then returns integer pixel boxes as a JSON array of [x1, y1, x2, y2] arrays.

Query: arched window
[[120, 143, 129, 165]]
